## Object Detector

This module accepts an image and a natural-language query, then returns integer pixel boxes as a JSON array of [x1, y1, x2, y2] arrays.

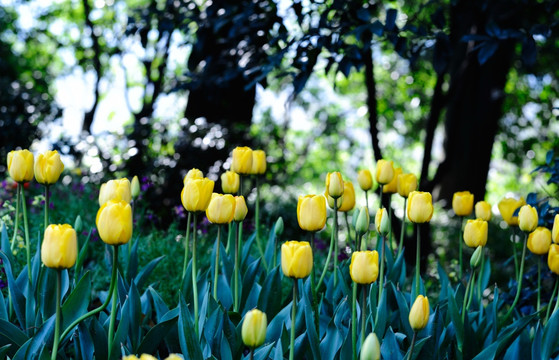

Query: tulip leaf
[[302, 279, 321, 360], [541, 307, 559, 360], [90, 317, 108, 360], [253, 343, 275, 360], [74, 229, 91, 280], [387, 250, 406, 284], [30, 234, 42, 294], [273, 339, 284, 360], [0, 319, 28, 357], [148, 287, 170, 322], [61, 271, 91, 333], [392, 283, 413, 339], [23, 314, 55, 359], [242, 233, 257, 267], [403, 336, 431, 360], [380, 327, 403, 360], [264, 221, 278, 269], [220, 333, 233, 360], [320, 320, 343, 360], [0, 224, 14, 265], [128, 281, 142, 351], [437, 262, 450, 303], [0, 291, 7, 321], [109, 296, 131, 360], [531, 322, 543, 360], [178, 296, 204, 360], [447, 286, 464, 351], [257, 266, 283, 318], [266, 301, 292, 343], [0, 251, 25, 328], [218, 273, 234, 309], [77, 322, 95, 360], [134, 255, 165, 290], [126, 234, 140, 283], [136, 315, 178, 355], [0, 344, 12, 359], [374, 282, 389, 337], [241, 258, 262, 306]]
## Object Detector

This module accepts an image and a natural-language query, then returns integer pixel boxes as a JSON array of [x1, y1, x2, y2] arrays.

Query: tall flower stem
[[44, 185, 50, 231], [107, 265, 119, 356], [458, 217, 464, 281], [477, 248, 485, 307], [361, 284, 367, 345], [10, 183, 21, 251], [545, 276, 558, 324], [181, 212, 192, 283], [378, 234, 385, 304], [60, 246, 119, 342], [234, 222, 240, 312], [415, 225, 421, 296], [225, 222, 233, 255], [51, 270, 62, 360], [20, 185, 31, 283], [333, 202, 339, 287], [250, 348, 255, 360], [512, 227, 519, 281], [345, 213, 354, 250], [406, 331, 417, 360], [502, 234, 528, 324], [365, 190, 369, 211], [537, 257, 542, 312], [462, 271, 474, 322], [397, 198, 407, 256], [310, 233, 319, 333], [316, 224, 335, 292], [352, 281, 357, 360], [192, 213, 200, 337], [213, 225, 222, 301], [289, 278, 298, 360], [388, 198, 394, 255], [256, 176, 263, 259]]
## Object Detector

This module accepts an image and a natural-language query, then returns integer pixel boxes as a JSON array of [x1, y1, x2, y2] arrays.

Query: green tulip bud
[[131, 175, 140, 198], [73, 215, 83, 234], [470, 246, 483, 269], [355, 206, 370, 236], [360, 332, 381, 360], [274, 217, 284, 236]]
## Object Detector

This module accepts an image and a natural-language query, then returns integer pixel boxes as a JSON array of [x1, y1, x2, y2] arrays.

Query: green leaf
[[531, 322, 542, 360], [380, 327, 403, 360], [109, 297, 130, 360], [134, 255, 165, 289], [74, 229, 91, 281], [0, 224, 14, 265], [0, 319, 28, 357], [77, 322, 95, 360], [374, 282, 389, 337], [25, 315, 55, 358], [128, 281, 142, 351], [178, 297, 204, 359], [542, 308, 559, 360], [403, 336, 431, 360], [0, 344, 13, 358], [0, 291, 8, 321], [61, 271, 92, 332], [90, 317, 108, 360], [127, 235, 140, 283], [136, 316, 178, 355], [302, 280, 321, 360], [257, 266, 283, 319], [392, 283, 413, 339], [0, 251, 25, 327], [447, 286, 464, 351]]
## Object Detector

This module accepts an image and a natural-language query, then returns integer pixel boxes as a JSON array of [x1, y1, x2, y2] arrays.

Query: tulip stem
[[415, 225, 421, 296], [182, 212, 192, 284], [44, 185, 50, 231], [512, 228, 519, 281], [545, 276, 558, 324], [334, 202, 339, 288], [192, 214, 200, 337], [250, 348, 255, 360], [361, 284, 367, 346], [365, 190, 369, 212], [502, 234, 527, 325], [51, 269, 62, 360], [459, 217, 463, 281], [316, 225, 335, 293], [378, 234, 385, 304], [537, 257, 541, 312], [398, 198, 407, 257], [345, 213, 354, 250], [60, 245, 119, 342], [226, 222, 232, 255], [466, 271, 476, 312], [388, 198, 394, 255], [234, 221, 240, 312], [310, 233, 319, 334], [256, 176, 263, 262], [477, 249, 485, 307], [406, 331, 417, 360], [352, 281, 357, 360], [107, 263, 119, 357], [213, 225, 221, 301], [10, 183, 21, 251], [20, 184, 31, 284], [289, 278, 298, 360]]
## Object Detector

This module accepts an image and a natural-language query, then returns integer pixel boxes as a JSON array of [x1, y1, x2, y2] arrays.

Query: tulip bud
[[397, 173, 418, 198], [232, 146, 253, 175], [325, 191, 343, 209], [470, 246, 483, 269], [274, 217, 284, 236], [375, 159, 395, 185], [281, 241, 313, 279], [7, 149, 34, 183], [518, 205, 538, 233], [206, 193, 236, 224], [383, 167, 402, 194], [241, 309, 268, 348], [326, 172, 344, 198], [553, 215, 559, 244], [183, 168, 204, 185], [349, 250, 379, 284], [409, 295, 430, 331], [474, 201, 492, 221], [357, 169, 373, 191], [220, 171, 240, 194], [131, 176, 140, 198], [360, 332, 381, 360], [338, 182, 356, 212], [73, 215, 83, 233], [164, 355, 183, 360], [34, 150, 64, 185], [250, 150, 267, 175], [181, 178, 215, 213], [355, 206, 370, 236], [297, 195, 327, 232], [463, 219, 488, 248], [407, 191, 434, 224], [375, 208, 390, 236], [139, 355, 157, 360], [99, 178, 132, 206], [96, 200, 133, 245], [498, 197, 526, 226], [122, 356, 139, 360], [452, 191, 474, 217], [234, 195, 248, 222], [41, 224, 78, 269], [527, 227, 551, 255], [548, 244, 559, 275]]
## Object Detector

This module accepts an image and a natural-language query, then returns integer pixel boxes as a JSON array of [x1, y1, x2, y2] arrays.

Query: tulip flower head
[[375, 208, 390, 236], [96, 200, 133, 245], [357, 169, 373, 191], [99, 178, 132, 206], [41, 224, 77, 269], [474, 201, 492, 221], [250, 150, 267, 175], [383, 167, 402, 194], [548, 244, 559, 275], [34, 150, 64, 185], [452, 191, 474, 217], [553, 215, 559, 243], [206, 193, 236, 224], [326, 172, 344, 198], [470, 246, 483, 269], [232, 146, 253, 175], [349, 250, 379, 284], [221, 171, 240, 194], [7, 149, 34, 183], [183, 168, 204, 185], [527, 227, 551, 255], [409, 295, 430, 331], [181, 177, 215, 213], [360, 332, 381, 360], [397, 173, 418, 198], [498, 197, 526, 226], [338, 181, 356, 212], [297, 195, 327, 232], [375, 159, 395, 185], [241, 309, 268, 348], [165, 355, 183, 360], [518, 205, 538, 233], [281, 241, 313, 279], [407, 191, 434, 224], [355, 206, 370, 236], [234, 195, 248, 222], [131, 175, 140, 198], [463, 219, 488, 248]]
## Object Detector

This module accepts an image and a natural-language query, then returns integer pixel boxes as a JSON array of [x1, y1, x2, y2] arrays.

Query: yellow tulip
[[122, 356, 139, 360], [349, 250, 379, 284], [383, 167, 402, 194], [407, 191, 434, 224], [139, 355, 157, 360], [206, 193, 236, 224], [183, 168, 204, 185], [99, 178, 131, 206], [518, 205, 538, 233], [325, 190, 343, 210], [375, 208, 390, 236], [232, 146, 253, 175], [34, 150, 64, 185], [409, 295, 430, 331], [297, 195, 327, 232], [326, 172, 344, 198], [548, 244, 559, 275], [338, 181, 356, 212], [7, 149, 34, 183], [234, 196, 248, 222], [41, 224, 77, 269], [527, 227, 551, 255], [241, 309, 268, 348], [397, 173, 417, 198], [360, 333, 381, 360], [181, 178, 215, 212], [281, 241, 313, 279], [553, 215, 559, 243], [250, 150, 267, 175], [131, 175, 140, 198], [357, 169, 373, 191], [474, 201, 492, 221], [221, 171, 240, 194], [498, 197, 526, 226], [96, 200, 133, 245], [165, 355, 183, 360], [463, 219, 488, 248], [452, 191, 474, 217], [375, 159, 394, 185]]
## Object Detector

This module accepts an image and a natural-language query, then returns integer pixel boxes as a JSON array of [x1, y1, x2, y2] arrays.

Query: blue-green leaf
[[62, 271, 92, 333], [380, 327, 403, 360], [178, 297, 204, 359]]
